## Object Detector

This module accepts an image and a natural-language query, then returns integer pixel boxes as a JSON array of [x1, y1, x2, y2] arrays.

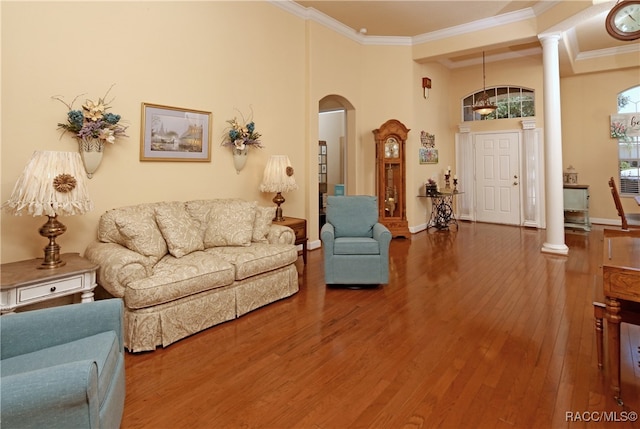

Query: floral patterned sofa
[[84, 199, 299, 352]]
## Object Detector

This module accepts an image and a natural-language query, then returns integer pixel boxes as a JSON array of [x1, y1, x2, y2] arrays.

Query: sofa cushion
[[125, 251, 235, 309], [0, 331, 120, 408], [201, 200, 257, 247], [99, 204, 167, 260], [326, 195, 378, 238], [155, 202, 204, 258], [252, 206, 275, 243], [206, 243, 298, 281]]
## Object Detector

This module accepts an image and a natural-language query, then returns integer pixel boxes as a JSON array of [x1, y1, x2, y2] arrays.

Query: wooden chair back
[[609, 177, 628, 230]]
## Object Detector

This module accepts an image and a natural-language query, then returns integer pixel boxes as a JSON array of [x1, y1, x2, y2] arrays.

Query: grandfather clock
[[373, 119, 410, 238]]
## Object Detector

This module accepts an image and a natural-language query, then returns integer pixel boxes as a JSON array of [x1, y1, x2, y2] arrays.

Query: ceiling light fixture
[[472, 51, 497, 116]]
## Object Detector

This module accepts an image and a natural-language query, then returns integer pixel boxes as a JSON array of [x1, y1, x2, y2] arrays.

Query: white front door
[[474, 132, 521, 225]]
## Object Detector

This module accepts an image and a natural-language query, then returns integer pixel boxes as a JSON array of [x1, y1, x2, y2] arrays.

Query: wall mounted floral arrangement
[[222, 108, 264, 173], [53, 85, 128, 178]]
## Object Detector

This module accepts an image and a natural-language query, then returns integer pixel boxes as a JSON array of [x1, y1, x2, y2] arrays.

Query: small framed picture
[[419, 147, 439, 164], [140, 103, 212, 161], [321, 164, 327, 173]]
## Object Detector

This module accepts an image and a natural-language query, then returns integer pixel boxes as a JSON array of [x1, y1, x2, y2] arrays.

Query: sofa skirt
[[123, 264, 299, 352]]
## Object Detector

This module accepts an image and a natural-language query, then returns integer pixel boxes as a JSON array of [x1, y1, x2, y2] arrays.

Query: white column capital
[[521, 120, 537, 130], [538, 32, 563, 44], [458, 124, 471, 133]]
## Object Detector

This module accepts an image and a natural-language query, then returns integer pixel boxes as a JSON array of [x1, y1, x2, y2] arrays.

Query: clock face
[[384, 137, 399, 158], [606, 1, 640, 41]]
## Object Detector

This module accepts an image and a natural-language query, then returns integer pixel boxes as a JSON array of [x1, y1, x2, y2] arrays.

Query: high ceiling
[[291, 1, 640, 74], [296, 1, 541, 37]]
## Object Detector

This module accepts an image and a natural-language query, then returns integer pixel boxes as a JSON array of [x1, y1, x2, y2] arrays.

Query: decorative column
[[455, 125, 473, 221], [539, 33, 568, 255], [521, 119, 543, 228]]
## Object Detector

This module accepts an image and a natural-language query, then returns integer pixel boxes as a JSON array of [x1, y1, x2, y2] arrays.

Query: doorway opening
[[318, 95, 355, 233]]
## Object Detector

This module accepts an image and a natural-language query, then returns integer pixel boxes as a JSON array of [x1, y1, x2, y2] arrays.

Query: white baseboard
[[308, 239, 321, 250]]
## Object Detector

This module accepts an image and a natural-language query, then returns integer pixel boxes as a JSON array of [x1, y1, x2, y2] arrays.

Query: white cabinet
[[563, 184, 591, 231]]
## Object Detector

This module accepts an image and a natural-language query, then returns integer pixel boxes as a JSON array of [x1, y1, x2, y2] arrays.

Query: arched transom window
[[616, 86, 640, 196], [462, 86, 535, 121]]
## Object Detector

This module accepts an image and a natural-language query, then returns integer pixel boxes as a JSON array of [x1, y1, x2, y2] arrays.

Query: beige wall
[[2, 1, 636, 264], [1, 1, 307, 263], [561, 69, 640, 221]]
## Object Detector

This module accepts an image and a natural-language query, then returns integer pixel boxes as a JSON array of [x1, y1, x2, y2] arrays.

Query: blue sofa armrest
[[320, 222, 335, 243], [320, 223, 335, 254], [373, 223, 392, 252], [0, 299, 124, 360], [1, 360, 100, 429]]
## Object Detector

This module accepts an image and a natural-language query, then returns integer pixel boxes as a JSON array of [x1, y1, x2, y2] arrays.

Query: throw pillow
[[114, 211, 168, 259], [203, 200, 256, 247], [252, 206, 275, 243], [155, 203, 204, 258]]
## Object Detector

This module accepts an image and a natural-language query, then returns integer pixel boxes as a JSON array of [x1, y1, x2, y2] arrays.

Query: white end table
[[1, 253, 97, 314]]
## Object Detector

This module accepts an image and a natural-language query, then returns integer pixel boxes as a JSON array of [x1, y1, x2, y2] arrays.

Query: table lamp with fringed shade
[[2, 151, 93, 269], [259, 155, 298, 222]]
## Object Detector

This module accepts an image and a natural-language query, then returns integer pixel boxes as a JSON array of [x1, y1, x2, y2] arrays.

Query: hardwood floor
[[122, 222, 640, 428]]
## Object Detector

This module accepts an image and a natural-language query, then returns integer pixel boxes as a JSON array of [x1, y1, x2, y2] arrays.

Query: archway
[[318, 95, 356, 233]]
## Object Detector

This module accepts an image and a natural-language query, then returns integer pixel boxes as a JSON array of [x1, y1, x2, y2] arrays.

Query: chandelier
[[472, 51, 497, 116]]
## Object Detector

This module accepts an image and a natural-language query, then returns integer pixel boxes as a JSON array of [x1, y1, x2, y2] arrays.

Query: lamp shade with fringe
[[2, 151, 93, 268], [259, 155, 298, 221]]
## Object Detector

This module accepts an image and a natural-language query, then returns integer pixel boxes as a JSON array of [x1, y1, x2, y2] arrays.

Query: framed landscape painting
[[140, 103, 212, 161]]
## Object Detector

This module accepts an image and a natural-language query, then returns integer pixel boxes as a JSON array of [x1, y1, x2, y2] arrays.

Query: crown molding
[[576, 43, 640, 60], [269, 0, 543, 47], [412, 8, 538, 45], [361, 35, 413, 47], [438, 47, 542, 69], [269, 0, 637, 68], [268, 0, 308, 20]]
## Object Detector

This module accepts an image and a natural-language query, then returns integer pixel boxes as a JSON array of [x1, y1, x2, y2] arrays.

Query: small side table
[[419, 190, 463, 230], [273, 217, 307, 264], [1, 253, 98, 314]]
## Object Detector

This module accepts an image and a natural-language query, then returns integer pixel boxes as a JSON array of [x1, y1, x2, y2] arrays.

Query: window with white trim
[[617, 86, 640, 196], [462, 86, 535, 121]]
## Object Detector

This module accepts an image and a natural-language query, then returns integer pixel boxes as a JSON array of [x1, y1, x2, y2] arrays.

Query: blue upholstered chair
[[320, 195, 392, 285], [1, 299, 126, 429]]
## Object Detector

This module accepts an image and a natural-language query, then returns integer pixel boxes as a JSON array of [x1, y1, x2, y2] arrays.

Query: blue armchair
[[1, 299, 126, 429], [321, 195, 392, 285]]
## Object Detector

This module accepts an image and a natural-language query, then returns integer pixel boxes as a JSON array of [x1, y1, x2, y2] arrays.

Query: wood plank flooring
[[122, 222, 640, 428]]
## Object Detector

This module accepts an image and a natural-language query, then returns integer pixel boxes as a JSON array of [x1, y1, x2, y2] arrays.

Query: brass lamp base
[[38, 215, 67, 269], [272, 192, 286, 222]]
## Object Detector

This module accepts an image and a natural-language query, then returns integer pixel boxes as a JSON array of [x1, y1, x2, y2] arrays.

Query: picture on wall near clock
[[419, 147, 438, 164]]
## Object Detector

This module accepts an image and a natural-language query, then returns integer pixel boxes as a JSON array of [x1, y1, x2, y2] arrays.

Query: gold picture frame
[[140, 103, 212, 161]]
